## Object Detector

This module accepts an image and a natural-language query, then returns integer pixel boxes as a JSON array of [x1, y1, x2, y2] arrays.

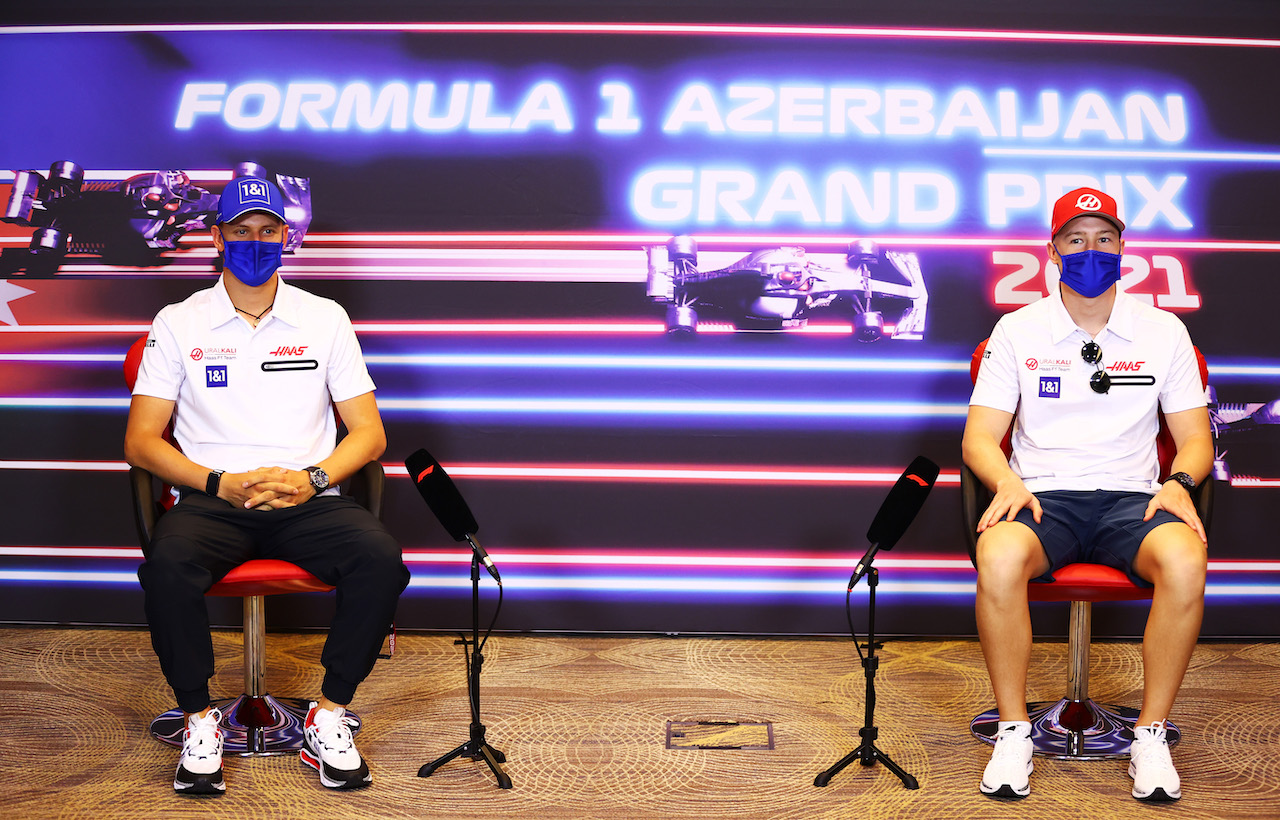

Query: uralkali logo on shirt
[[191, 346, 237, 361], [1025, 357, 1072, 372]]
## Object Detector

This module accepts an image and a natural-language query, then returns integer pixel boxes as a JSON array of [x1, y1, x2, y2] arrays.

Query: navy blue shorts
[[1012, 491, 1183, 588]]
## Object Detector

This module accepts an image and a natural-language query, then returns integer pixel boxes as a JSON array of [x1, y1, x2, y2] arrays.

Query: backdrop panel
[[1, 18, 1276, 636]]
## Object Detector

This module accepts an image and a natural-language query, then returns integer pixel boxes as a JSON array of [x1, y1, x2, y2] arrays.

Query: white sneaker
[[300, 702, 371, 789], [173, 707, 225, 796], [1129, 721, 1181, 801], [980, 721, 1033, 799]]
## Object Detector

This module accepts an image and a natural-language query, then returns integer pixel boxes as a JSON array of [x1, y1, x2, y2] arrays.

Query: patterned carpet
[[2, 627, 1278, 819]]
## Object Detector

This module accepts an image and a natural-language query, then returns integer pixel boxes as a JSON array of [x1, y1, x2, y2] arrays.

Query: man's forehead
[[1058, 215, 1121, 237], [220, 211, 284, 227]]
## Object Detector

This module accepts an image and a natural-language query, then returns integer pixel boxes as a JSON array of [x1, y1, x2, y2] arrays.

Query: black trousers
[[137, 492, 410, 714]]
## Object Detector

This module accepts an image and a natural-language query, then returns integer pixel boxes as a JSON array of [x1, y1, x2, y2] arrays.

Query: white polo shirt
[[133, 276, 377, 482], [970, 288, 1205, 494]]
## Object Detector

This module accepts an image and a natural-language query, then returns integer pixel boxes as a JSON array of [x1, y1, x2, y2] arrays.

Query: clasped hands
[[218, 466, 316, 510]]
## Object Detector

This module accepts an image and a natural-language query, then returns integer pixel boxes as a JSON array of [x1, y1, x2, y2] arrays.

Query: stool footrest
[[971, 699, 1180, 761], [150, 693, 362, 757]]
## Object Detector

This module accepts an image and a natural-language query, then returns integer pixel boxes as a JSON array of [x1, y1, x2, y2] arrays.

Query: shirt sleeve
[[131, 307, 184, 401], [1160, 325, 1207, 414], [968, 320, 1020, 414], [326, 304, 377, 403]]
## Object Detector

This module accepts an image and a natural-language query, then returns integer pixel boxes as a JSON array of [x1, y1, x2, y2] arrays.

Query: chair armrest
[[129, 465, 162, 556], [345, 461, 386, 520]]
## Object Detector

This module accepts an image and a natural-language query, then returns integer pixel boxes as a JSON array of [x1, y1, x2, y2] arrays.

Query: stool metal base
[[971, 698, 1180, 761], [150, 694, 362, 757]]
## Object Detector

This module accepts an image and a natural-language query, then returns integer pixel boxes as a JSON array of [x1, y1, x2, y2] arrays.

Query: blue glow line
[[8, 570, 1273, 600], [378, 398, 969, 418], [984, 147, 1280, 162]]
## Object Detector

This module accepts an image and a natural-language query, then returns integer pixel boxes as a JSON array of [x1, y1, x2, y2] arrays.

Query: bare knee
[[1137, 525, 1207, 595], [975, 524, 1047, 594]]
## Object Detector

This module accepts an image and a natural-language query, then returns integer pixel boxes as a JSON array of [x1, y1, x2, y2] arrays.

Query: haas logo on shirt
[[269, 345, 308, 357], [1107, 361, 1145, 372]]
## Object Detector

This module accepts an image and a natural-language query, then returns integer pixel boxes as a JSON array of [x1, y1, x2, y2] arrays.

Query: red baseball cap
[[1050, 187, 1125, 237]]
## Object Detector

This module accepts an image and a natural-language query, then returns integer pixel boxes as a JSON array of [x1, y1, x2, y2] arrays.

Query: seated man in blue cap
[[125, 174, 410, 796], [964, 187, 1212, 802]]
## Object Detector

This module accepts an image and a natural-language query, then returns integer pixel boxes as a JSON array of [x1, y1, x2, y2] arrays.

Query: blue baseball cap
[[218, 176, 286, 223]]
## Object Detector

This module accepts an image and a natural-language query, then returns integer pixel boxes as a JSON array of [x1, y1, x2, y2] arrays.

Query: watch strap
[[1164, 471, 1196, 492], [206, 469, 225, 497]]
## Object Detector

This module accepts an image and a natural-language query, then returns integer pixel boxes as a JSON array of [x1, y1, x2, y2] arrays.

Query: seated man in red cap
[[963, 187, 1212, 802], [125, 174, 409, 796]]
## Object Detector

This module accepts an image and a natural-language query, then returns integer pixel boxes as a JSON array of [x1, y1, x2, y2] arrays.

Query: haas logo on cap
[[1075, 193, 1103, 211]]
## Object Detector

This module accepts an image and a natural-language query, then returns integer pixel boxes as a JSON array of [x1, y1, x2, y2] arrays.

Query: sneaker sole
[[980, 782, 1030, 799], [173, 776, 225, 796], [300, 748, 372, 790]]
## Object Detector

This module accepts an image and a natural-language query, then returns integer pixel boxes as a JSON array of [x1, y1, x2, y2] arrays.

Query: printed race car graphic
[[2, 161, 311, 274], [645, 236, 927, 341], [1209, 385, 1280, 481]]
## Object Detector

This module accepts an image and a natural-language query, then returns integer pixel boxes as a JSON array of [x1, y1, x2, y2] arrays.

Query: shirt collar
[[211, 274, 301, 329], [1045, 286, 1139, 344]]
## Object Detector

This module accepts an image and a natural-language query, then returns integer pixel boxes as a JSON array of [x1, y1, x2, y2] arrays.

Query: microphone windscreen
[[865, 456, 939, 550], [405, 448, 478, 541]]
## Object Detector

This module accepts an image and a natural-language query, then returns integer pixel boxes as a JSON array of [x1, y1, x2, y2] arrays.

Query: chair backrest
[[961, 337, 1213, 563]]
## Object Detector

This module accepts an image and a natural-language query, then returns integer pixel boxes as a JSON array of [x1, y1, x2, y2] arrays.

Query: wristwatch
[[1164, 471, 1196, 493], [206, 469, 225, 497], [305, 466, 330, 492]]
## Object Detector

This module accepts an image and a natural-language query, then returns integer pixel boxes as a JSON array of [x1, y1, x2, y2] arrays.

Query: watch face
[[309, 467, 329, 490]]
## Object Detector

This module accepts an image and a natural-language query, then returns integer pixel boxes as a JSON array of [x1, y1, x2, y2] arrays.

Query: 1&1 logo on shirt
[[1039, 376, 1061, 398], [206, 365, 228, 388]]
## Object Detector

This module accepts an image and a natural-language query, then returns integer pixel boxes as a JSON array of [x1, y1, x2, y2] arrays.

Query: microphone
[[848, 456, 939, 589], [405, 448, 500, 583]]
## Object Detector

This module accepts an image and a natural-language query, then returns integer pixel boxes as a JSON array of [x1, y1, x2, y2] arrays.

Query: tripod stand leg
[[418, 741, 468, 778], [868, 744, 919, 790], [814, 744, 864, 787], [476, 743, 513, 789]]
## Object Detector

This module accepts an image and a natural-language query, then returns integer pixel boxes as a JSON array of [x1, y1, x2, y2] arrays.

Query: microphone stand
[[814, 564, 918, 790], [417, 536, 512, 789]]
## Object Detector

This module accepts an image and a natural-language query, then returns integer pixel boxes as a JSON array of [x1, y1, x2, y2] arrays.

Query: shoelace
[[1131, 731, 1176, 773], [311, 711, 358, 752], [992, 729, 1030, 759], [186, 708, 222, 755]]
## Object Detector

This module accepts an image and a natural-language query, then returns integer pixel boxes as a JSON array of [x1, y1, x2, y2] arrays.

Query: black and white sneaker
[[1129, 721, 1181, 801], [980, 721, 1033, 799], [173, 707, 225, 796], [300, 702, 371, 790]]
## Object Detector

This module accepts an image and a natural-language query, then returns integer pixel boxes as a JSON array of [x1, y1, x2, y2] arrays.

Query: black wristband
[[1164, 471, 1196, 493], [206, 469, 225, 497]]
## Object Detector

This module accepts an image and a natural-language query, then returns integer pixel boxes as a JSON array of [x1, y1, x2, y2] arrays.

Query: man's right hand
[[977, 474, 1043, 533], [216, 467, 300, 510]]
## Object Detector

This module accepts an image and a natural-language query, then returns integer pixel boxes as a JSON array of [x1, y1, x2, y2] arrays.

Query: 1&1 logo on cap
[[236, 178, 272, 205], [206, 365, 228, 388]]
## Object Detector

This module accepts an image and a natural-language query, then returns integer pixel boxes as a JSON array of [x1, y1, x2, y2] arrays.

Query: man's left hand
[[241, 466, 317, 509], [1144, 482, 1207, 544]]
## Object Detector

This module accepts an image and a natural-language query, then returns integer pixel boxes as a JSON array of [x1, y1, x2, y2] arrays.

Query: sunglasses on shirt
[[1081, 341, 1156, 394]]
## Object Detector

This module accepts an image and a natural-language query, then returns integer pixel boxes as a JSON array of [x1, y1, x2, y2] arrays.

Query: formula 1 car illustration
[[645, 236, 927, 341], [1208, 385, 1280, 481], [2, 161, 310, 274]]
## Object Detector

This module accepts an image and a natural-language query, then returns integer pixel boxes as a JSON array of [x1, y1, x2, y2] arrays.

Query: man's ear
[[210, 224, 224, 254], [280, 222, 289, 247], [1046, 240, 1060, 267]]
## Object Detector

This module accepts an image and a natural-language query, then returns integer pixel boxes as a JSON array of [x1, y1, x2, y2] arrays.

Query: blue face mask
[[1058, 249, 1122, 298], [221, 239, 283, 287]]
